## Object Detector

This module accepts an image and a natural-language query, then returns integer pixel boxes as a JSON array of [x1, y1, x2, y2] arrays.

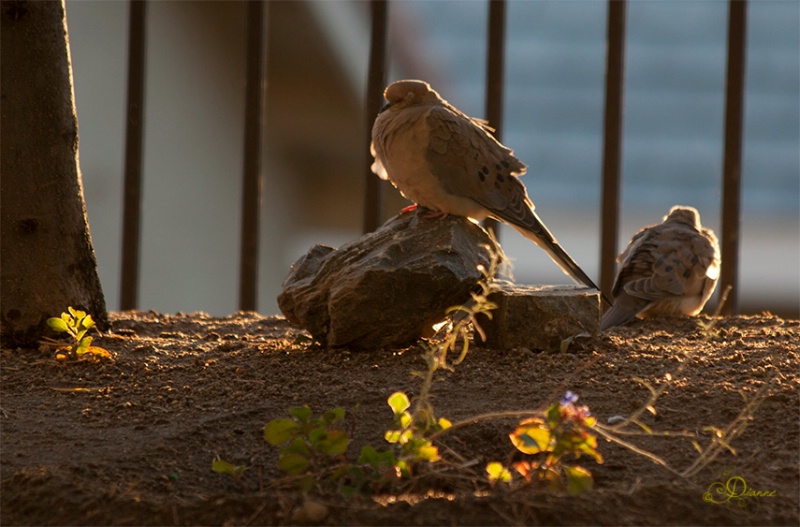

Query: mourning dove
[[370, 79, 600, 293], [600, 205, 720, 331]]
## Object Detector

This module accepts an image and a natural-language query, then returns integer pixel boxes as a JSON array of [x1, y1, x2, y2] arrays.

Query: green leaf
[[399, 411, 412, 429], [486, 461, 512, 483], [394, 459, 411, 478], [547, 403, 562, 428], [510, 422, 552, 455], [264, 418, 300, 445], [358, 445, 379, 464], [212, 459, 247, 477], [329, 464, 351, 482], [384, 429, 403, 444], [574, 434, 603, 464], [81, 314, 96, 330], [75, 337, 92, 356], [289, 406, 312, 423], [298, 475, 316, 492], [437, 417, 452, 430], [564, 465, 594, 495], [388, 392, 410, 415], [541, 466, 564, 492], [307, 427, 326, 446], [68, 306, 84, 319], [278, 453, 310, 474], [414, 442, 440, 462], [284, 437, 311, 457], [358, 445, 396, 467], [318, 430, 350, 456], [47, 317, 70, 333], [322, 407, 345, 425]]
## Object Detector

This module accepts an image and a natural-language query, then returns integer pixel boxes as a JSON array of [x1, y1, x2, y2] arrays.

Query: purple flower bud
[[561, 391, 579, 406]]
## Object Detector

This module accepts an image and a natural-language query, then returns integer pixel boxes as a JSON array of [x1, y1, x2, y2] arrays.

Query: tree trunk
[[1, 0, 108, 347]]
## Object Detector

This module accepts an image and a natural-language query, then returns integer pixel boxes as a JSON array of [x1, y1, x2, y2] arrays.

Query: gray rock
[[478, 283, 600, 351], [278, 211, 499, 350]]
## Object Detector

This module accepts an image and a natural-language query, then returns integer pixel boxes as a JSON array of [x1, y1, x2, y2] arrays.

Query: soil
[[1, 311, 798, 526]]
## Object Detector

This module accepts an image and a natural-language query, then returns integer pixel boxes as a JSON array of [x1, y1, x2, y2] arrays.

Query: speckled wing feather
[[601, 206, 720, 331], [425, 106, 529, 226]]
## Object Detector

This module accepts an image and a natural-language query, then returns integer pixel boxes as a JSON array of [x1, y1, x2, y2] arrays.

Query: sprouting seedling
[[46, 307, 111, 360], [212, 457, 248, 487], [384, 391, 450, 477]]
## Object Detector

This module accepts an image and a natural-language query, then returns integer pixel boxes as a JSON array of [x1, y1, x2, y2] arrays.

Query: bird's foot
[[423, 209, 449, 219], [400, 204, 448, 219]]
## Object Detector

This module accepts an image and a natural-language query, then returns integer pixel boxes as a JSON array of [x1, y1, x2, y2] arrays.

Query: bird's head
[[380, 80, 441, 113], [665, 205, 702, 227]]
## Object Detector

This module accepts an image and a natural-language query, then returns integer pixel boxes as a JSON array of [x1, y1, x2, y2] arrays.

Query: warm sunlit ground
[[1, 311, 797, 525]]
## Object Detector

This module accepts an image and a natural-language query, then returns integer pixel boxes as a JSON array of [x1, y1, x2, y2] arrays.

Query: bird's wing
[[425, 106, 531, 226], [615, 224, 716, 302]]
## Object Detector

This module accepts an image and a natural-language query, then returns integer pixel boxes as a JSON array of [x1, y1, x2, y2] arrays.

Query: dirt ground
[[1, 310, 798, 526]]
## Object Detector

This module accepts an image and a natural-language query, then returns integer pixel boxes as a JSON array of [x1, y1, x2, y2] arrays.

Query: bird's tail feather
[[599, 295, 649, 331], [599, 305, 635, 331], [509, 214, 608, 304]]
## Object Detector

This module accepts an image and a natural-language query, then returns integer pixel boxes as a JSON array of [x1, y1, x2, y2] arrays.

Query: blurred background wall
[[66, 0, 799, 318]]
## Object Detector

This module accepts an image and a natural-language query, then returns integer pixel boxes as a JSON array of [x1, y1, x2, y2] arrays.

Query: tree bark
[[1, 0, 108, 347]]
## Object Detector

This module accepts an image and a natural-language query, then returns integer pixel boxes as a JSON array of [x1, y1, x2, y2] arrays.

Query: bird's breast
[[374, 109, 486, 219]]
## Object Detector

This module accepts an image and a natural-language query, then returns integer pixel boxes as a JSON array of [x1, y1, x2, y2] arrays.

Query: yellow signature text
[[704, 475, 777, 508]]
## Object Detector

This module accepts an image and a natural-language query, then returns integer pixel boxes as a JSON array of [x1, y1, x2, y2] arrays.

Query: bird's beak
[[378, 102, 391, 114]]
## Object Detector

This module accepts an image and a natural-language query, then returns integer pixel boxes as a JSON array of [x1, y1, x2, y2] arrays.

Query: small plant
[[211, 458, 248, 489], [262, 405, 355, 493], [46, 307, 111, 360], [384, 391, 451, 477], [487, 391, 603, 495], [259, 397, 444, 495], [211, 458, 247, 478], [428, 241, 504, 371]]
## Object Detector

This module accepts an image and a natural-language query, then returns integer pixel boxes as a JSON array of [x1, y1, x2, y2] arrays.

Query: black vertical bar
[[238, 0, 267, 312], [719, 0, 747, 315], [363, 0, 388, 234], [483, 0, 506, 236], [599, 0, 627, 302], [120, 0, 147, 310]]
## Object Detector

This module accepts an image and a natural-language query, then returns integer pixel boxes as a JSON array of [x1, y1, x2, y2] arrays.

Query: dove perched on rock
[[370, 79, 600, 293], [600, 205, 720, 331]]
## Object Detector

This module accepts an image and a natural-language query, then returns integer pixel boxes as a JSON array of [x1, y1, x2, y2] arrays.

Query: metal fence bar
[[719, 0, 747, 315], [362, 0, 388, 234], [119, 0, 147, 310], [238, 0, 268, 312], [599, 0, 627, 301], [483, 0, 507, 237]]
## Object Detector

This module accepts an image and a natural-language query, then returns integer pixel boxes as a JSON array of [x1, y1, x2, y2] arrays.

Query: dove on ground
[[370, 79, 601, 293], [600, 205, 720, 331]]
